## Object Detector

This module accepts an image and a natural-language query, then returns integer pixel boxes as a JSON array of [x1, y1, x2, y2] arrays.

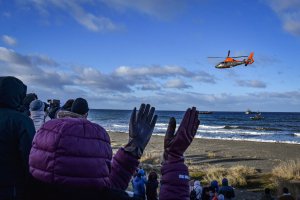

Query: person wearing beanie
[[219, 178, 235, 200], [132, 168, 147, 200], [30, 99, 45, 131], [56, 97, 89, 119], [71, 98, 89, 116]]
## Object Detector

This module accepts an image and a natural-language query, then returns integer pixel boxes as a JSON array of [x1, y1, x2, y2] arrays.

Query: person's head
[[0, 76, 27, 109], [137, 168, 145, 177], [148, 171, 158, 181], [222, 178, 228, 186], [30, 99, 45, 112], [264, 188, 271, 194], [62, 99, 74, 111], [71, 98, 89, 118], [218, 194, 225, 200], [203, 187, 210, 195], [194, 180, 201, 187], [210, 180, 219, 192], [23, 93, 38, 106], [283, 187, 289, 194]]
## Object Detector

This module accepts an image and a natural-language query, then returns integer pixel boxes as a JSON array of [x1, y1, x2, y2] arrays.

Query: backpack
[[190, 188, 197, 200]]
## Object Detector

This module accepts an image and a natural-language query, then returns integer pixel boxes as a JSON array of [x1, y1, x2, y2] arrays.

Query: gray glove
[[124, 104, 157, 158]]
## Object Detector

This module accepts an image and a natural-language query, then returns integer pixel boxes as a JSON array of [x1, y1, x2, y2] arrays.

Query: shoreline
[[108, 131, 300, 173], [107, 130, 300, 145]]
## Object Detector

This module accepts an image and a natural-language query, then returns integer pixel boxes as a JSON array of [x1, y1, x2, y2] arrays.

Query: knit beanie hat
[[71, 98, 89, 115], [30, 99, 45, 112]]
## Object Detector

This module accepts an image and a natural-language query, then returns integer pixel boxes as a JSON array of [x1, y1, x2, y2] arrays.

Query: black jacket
[[0, 76, 35, 199], [29, 178, 141, 200]]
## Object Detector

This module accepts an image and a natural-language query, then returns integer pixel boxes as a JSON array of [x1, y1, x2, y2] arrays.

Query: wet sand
[[109, 131, 300, 173]]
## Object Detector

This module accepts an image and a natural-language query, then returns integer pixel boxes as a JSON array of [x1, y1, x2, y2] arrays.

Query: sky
[[0, 0, 300, 111]]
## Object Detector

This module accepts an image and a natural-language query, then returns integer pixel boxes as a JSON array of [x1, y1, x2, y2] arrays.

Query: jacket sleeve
[[109, 148, 139, 190], [18, 117, 36, 172], [159, 162, 190, 200]]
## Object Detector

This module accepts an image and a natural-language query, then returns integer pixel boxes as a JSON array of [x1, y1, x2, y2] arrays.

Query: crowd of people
[[0, 76, 298, 200], [0, 76, 200, 200]]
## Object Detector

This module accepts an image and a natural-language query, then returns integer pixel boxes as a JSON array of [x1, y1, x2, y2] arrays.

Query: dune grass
[[272, 159, 300, 181], [190, 165, 257, 187]]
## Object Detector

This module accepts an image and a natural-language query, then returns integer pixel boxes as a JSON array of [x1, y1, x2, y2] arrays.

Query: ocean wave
[[223, 125, 282, 131], [197, 129, 273, 136], [200, 125, 224, 129], [195, 135, 300, 144], [294, 133, 300, 137]]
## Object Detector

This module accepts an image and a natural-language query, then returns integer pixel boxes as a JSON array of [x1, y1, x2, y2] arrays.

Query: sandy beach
[[109, 131, 300, 173], [109, 131, 300, 199]]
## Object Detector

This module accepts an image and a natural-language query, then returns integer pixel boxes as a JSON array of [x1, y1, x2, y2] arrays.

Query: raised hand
[[163, 107, 200, 163], [124, 104, 157, 158]]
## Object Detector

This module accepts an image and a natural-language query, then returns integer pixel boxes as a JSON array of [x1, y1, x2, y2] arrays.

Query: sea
[[88, 110, 300, 144]]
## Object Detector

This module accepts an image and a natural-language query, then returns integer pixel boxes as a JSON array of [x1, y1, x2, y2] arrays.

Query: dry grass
[[272, 159, 300, 181], [140, 151, 162, 165], [207, 151, 217, 158], [190, 165, 257, 187]]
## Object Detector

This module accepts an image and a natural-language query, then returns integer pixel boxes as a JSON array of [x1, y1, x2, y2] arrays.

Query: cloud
[[164, 79, 191, 89], [101, 0, 187, 20], [193, 71, 217, 84], [236, 80, 267, 88], [141, 83, 160, 91], [0, 47, 58, 68], [22, 0, 120, 32], [1, 46, 215, 95], [267, 0, 300, 36], [18, 0, 188, 32], [2, 35, 17, 46], [114, 65, 192, 77]]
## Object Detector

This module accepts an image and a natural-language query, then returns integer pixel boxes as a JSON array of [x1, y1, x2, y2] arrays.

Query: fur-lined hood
[[56, 110, 85, 119]]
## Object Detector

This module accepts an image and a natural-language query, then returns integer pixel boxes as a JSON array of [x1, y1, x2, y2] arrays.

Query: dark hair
[[148, 171, 158, 181], [62, 99, 74, 111], [283, 187, 289, 194], [265, 188, 271, 194]]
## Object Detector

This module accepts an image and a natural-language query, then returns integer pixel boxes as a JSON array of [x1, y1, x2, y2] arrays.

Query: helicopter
[[208, 50, 254, 69]]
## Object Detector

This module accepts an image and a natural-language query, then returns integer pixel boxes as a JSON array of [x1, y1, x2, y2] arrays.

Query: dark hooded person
[[0, 76, 36, 200]]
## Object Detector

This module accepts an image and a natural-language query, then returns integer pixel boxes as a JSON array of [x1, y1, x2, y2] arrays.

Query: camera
[[47, 99, 60, 108]]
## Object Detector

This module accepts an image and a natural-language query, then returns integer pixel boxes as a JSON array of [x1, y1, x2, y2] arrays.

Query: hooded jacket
[[29, 111, 140, 199], [0, 76, 35, 198], [219, 178, 235, 200], [193, 180, 202, 200]]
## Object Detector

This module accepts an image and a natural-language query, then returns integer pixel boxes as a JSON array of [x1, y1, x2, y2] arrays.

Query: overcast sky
[[1, 0, 300, 111]]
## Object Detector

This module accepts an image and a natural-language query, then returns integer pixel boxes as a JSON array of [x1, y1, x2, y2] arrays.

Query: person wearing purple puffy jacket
[[28, 98, 200, 200], [160, 107, 200, 200]]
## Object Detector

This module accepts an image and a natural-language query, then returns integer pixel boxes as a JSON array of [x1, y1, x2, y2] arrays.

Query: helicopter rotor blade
[[231, 56, 248, 58], [207, 57, 224, 58], [227, 50, 230, 57]]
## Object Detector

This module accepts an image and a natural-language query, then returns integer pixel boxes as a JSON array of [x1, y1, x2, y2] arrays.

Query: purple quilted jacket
[[29, 118, 139, 190]]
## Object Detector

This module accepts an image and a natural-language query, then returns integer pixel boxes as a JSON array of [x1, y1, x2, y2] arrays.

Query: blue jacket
[[132, 176, 147, 197]]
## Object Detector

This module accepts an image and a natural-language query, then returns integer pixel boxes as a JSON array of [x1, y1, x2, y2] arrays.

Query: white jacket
[[194, 180, 203, 200], [30, 111, 45, 131]]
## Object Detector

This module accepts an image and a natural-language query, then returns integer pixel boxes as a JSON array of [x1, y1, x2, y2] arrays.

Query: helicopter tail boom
[[245, 52, 254, 66]]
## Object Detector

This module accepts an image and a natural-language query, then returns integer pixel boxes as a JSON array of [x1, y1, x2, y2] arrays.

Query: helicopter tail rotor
[[227, 50, 230, 57]]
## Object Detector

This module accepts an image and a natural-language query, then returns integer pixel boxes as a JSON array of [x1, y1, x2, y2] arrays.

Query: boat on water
[[250, 113, 264, 120], [199, 111, 213, 114], [245, 109, 253, 114]]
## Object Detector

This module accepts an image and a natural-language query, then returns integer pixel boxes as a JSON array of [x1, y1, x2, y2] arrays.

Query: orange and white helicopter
[[208, 50, 254, 69]]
